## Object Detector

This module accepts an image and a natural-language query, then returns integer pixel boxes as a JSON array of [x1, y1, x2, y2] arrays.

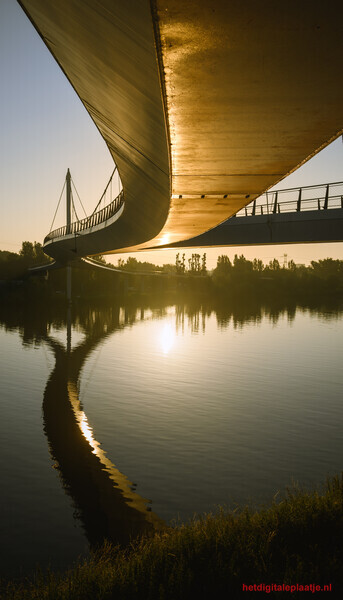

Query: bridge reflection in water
[[43, 306, 164, 548], [1, 293, 342, 575]]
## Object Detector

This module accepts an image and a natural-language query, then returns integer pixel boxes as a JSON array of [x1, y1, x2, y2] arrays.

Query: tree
[[215, 255, 232, 275], [268, 258, 281, 271], [175, 253, 186, 274], [119, 256, 159, 272], [201, 253, 207, 274], [19, 241, 49, 265], [233, 254, 253, 272], [123, 257, 139, 271], [311, 258, 343, 278], [212, 255, 232, 288], [19, 241, 35, 260], [253, 258, 264, 272], [188, 253, 201, 273]]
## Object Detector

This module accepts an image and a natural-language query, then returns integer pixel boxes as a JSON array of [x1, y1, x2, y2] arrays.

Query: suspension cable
[[91, 167, 117, 214], [49, 180, 66, 232], [71, 189, 81, 222], [71, 177, 88, 219]]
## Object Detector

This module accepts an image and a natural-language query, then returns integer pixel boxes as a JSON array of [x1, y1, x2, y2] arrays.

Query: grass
[[2, 475, 343, 599]]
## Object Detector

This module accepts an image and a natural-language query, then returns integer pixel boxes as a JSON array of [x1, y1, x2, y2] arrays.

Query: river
[[0, 294, 342, 577]]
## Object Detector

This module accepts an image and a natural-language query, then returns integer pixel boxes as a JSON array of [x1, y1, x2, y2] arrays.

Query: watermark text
[[242, 583, 332, 593]]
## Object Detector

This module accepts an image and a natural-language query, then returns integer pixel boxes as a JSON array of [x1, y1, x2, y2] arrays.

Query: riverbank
[[3, 475, 342, 599]]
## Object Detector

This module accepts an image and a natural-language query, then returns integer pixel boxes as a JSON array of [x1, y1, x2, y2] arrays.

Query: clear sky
[[1, 0, 343, 269]]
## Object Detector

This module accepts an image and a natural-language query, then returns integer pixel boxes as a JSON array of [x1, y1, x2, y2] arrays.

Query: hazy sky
[[1, 0, 343, 268]]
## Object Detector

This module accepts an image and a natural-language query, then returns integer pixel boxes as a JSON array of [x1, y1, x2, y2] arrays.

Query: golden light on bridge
[[159, 233, 170, 246]]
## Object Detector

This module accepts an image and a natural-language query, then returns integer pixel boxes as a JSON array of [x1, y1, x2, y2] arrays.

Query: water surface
[[0, 298, 342, 576]]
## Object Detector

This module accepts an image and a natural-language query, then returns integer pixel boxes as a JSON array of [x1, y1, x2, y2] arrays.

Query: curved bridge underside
[[19, 0, 343, 261]]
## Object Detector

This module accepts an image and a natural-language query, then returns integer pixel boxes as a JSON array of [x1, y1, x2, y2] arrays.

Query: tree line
[[1, 242, 343, 300], [211, 254, 343, 298]]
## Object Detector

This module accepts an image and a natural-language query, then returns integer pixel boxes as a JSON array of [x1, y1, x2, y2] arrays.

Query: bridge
[[170, 181, 343, 248], [18, 0, 343, 261], [42, 175, 343, 260]]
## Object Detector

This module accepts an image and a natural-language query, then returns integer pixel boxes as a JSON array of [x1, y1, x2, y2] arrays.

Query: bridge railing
[[234, 182, 343, 217], [44, 190, 124, 243]]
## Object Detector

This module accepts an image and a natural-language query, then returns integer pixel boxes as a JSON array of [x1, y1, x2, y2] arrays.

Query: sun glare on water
[[159, 322, 176, 354]]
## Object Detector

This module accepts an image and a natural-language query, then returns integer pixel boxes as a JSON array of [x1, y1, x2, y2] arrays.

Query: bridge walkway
[[168, 181, 343, 249]]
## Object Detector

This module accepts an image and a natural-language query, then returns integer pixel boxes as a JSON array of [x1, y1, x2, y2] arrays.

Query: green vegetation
[[1, 243, 343, 302], [175, 252, 207, 274], [211, 254, 343, 299], [0, 241, 50, 282], [3, 475, 343, 599], [116, 256, 171, 273]]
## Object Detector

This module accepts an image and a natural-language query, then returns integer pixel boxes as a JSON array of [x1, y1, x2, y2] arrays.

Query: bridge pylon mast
[[66, 168, 71, 233]]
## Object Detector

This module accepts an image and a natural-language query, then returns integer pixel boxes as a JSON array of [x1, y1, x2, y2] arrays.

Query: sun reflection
[[159, 323, 175, 354]]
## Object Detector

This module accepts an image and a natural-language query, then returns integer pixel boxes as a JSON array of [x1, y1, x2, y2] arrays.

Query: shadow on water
[[42, 304, 164, 548]]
